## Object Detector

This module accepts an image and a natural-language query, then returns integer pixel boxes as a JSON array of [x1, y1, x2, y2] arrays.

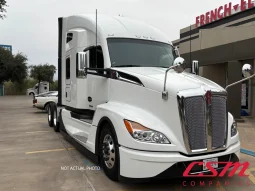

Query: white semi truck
[[27, 81, 49, 96], [47, 14, 254, 182]]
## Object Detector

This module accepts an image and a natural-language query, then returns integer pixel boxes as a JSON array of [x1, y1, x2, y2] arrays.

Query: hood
[[113, 67, 225, 96]]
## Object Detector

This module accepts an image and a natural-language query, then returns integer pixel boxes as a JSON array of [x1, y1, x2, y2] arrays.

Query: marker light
[[124, 120, 170, 144]]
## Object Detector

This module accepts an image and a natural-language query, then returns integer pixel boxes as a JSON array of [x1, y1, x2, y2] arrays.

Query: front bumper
[[119, 141, 240, 180]]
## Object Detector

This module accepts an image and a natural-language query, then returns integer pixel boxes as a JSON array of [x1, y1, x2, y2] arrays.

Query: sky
[[0, 0, 240, 69]]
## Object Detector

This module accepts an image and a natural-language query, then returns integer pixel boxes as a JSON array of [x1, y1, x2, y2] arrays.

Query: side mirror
[[77, 51, 88, 78], [225, 64, 255, 90], [242, 64, 253, 78], [162, 57, 186, 100], [192, 60, 199, 75], [173, 57, 186, 73]]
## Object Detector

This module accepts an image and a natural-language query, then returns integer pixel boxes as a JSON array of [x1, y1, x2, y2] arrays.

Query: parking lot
[[0, 96, 255, 191]]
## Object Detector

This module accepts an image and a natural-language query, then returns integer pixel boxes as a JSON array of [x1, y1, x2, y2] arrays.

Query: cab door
[[65, 55, 71, 102], [86, 46, 109, 110]]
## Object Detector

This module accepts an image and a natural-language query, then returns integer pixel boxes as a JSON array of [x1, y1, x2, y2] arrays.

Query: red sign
[[183, 161, 250, 177], [196, 0, 255, 27]]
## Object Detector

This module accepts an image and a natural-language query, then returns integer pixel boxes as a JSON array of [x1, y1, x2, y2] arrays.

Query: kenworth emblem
[[205, 90, 212, 105]]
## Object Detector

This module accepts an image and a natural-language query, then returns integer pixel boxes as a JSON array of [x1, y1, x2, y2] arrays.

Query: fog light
[[231, 121, 237, 137]]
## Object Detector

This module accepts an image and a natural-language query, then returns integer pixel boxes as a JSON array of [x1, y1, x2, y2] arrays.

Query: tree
[[0, 47, 12, 83], [0, 0, 7, 19], [0, 47, 28, 84], [50, 80, 58, 91], [29, 64, 56, 94], [10, 53, 28, 83]]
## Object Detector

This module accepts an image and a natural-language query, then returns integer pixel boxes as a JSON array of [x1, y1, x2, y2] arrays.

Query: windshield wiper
[[113, 65, 141, 67]]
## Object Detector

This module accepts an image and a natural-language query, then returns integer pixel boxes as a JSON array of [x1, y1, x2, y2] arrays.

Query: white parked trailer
[[48, 14, 241, 182]]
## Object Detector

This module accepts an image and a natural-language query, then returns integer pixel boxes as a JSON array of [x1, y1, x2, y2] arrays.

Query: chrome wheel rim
[[54, 110, 57, 126], [102, 134, 115, 169], [48, 107, 51, 121]]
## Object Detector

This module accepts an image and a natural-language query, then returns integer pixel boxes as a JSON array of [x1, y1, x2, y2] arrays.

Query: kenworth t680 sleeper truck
[[47, 14, 254, 182]]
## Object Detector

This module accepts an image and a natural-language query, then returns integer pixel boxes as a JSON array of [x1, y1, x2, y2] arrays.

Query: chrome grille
[[183, 97, 207, 151], [211, 96, 227, 148], [179, 92, 227, 155]]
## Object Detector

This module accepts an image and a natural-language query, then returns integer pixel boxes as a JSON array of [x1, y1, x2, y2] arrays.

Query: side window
[[66, 57, 70, 79], [76, 52, 87, 78], [89, 46, 104, 69], [66, 33, 73, 43]]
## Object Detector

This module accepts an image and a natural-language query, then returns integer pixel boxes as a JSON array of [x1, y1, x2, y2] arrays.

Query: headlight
[[231, 121, 237, 137], [124, 120, 170, 144]]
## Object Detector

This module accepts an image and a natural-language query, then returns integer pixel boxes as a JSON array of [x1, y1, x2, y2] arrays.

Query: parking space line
[[216, 184, 226, 191], [240, 148, 255, 157], [26, 148, 75, 154], [26, 131, 50, 134], [247, 168, 255, 184]]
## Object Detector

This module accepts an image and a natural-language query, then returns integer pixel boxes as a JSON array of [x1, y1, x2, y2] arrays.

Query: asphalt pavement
[[0, 96, 255, 191]]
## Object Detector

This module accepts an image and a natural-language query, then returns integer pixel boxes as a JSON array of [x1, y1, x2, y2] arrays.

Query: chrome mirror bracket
[[162, 57, 186, 100], [225, 64, 254, 91], [162, 91, 168, 100]]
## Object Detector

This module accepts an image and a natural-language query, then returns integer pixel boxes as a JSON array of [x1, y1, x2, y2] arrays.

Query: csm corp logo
[[183, 161, 250, 177], [182, 162, 253, 187]]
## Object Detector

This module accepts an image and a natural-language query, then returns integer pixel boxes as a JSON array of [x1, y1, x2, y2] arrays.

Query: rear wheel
[[53, 104, 60, 132], [47, 104, 54, 127], [99, 124, 119, 181]]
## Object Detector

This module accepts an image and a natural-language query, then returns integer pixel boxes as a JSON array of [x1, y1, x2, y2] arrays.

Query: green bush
[[50, 80, 58, 91], [4, 79, 58, 95], [4, 79, 37, 95]]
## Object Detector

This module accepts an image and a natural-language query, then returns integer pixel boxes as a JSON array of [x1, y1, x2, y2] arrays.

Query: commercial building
[[173, 0, 255, 119]]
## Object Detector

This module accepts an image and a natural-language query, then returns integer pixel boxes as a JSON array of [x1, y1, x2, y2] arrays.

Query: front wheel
[[99, 124, 119, 181]]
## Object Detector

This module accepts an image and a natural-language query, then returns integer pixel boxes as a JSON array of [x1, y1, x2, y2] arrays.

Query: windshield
[[107, 38, 177, 68]]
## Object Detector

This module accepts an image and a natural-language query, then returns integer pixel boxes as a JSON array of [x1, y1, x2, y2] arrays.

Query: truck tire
[[53, 104, 60, 132], [47, 103, 54, 127], [99, 124, 119, 181], [29, 92, 34, 96]]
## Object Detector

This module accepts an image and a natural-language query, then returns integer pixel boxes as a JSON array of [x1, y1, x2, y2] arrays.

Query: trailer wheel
[[99, 124, 119, 181], [47, 103, 54, 127], [53, 104, 60, 132]]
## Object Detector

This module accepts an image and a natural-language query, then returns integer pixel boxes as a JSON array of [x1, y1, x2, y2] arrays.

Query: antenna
[[189, 24, 192, 65], [95, 9, 97, 68]]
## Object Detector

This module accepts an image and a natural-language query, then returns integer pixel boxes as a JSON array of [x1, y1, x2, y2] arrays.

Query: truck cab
[[51, 14, 241, 181]]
